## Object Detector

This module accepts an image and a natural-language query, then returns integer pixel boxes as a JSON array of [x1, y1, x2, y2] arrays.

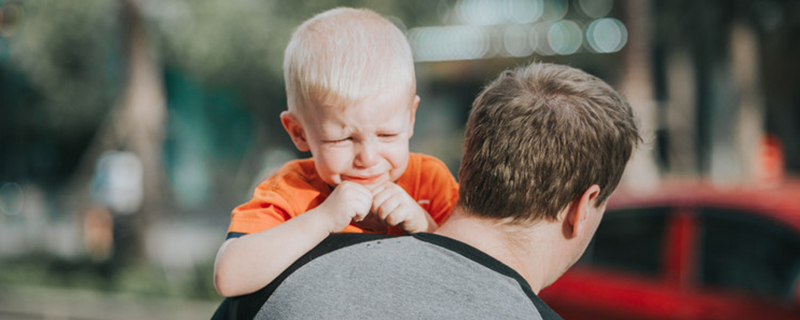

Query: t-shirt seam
[[411, 233, 562, 319]]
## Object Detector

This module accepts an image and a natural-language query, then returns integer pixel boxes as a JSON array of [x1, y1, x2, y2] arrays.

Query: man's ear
[[407, 95, 420, 138], [563, 184, 602, 239], [280, 111, 310, 152]]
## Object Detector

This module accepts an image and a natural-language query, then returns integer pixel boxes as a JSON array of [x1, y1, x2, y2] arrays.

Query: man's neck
[[435, 207, 563, 294]]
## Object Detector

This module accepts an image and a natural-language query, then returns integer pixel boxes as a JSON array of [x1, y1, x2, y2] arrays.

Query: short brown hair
[[458, 62, 640, 223]]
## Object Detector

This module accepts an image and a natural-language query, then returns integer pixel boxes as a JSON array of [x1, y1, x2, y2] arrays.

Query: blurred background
[[0, 0, 798, 319]]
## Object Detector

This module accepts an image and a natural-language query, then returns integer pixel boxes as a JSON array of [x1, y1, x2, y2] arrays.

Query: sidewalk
[[0, 285, 221, 320]]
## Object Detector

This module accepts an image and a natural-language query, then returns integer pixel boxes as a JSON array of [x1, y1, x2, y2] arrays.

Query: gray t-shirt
[[212, 233, 563, 320]]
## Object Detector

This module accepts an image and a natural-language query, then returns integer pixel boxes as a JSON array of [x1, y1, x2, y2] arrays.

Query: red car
[[540, 180, 800, 320]]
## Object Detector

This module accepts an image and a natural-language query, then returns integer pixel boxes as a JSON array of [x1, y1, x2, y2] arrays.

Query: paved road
[[0, 286, 221, 320]]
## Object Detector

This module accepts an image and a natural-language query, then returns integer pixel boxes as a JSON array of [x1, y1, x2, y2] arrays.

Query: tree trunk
[[71, 0, 167, 264]]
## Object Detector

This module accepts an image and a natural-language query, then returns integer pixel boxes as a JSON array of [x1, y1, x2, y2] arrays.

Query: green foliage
[[6, 0, 123, 138], [142, 0, 289, 86]]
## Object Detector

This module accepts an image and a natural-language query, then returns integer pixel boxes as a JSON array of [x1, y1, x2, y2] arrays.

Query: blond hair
[[458, 63, 641, 223], [283, 8, 415, 118]]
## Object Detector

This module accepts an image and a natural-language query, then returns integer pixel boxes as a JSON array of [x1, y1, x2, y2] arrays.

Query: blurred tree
[[5, 0, 123, 138], [2, 0, 123, 186]]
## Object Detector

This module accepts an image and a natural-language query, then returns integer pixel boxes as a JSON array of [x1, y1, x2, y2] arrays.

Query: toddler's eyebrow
[[324, 126, 357, 140]]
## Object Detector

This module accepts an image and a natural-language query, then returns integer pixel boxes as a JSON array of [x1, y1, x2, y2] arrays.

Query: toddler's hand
[[371, 182, 437, 234], [315, 181, 372, 233]]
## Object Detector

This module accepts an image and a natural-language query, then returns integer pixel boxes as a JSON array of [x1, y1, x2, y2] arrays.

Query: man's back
[[214, 233, 561, 320]]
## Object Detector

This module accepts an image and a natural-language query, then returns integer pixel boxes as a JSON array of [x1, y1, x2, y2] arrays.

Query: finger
[[384, 209, 407, 227], [342, 183, 372, 204], [371, 182, 401, 205], [353, 184, 375, 201], [371, 186, 395, 212], [363, 181, 383, 194], [371, 191, 388, 214], [374, 181, 395, 194], [336, 180, 354, 190], [376, 197, 402, 221], [357, 197, 374, 220], [358, 199, 372, 217]]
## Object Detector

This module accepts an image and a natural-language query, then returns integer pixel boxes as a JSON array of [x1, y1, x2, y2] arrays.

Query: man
[[212, 62, 641, 320]]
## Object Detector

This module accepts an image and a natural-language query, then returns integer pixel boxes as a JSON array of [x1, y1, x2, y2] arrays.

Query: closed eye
[[324, 137, 352, 144]]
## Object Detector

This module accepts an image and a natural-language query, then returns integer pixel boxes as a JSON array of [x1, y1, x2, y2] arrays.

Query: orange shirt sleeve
[[227, 159, 331, 235], [227, 186, 294, 235]]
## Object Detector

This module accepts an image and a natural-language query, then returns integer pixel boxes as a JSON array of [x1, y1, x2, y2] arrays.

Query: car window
[[578, 207, 670, 278], [698, 207, 800, 301]]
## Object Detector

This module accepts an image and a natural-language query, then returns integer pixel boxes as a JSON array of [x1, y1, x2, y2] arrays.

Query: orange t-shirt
[[227, 153, 459, 237]]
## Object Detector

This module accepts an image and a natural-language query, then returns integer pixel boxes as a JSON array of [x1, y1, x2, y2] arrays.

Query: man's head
[[280, 8, 419, 188], [458, 62, 640, 224]]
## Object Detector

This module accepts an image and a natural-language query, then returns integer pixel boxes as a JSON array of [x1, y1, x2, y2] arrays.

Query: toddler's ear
[[408, 95, 420, 138], [280, 111, 310, 152]]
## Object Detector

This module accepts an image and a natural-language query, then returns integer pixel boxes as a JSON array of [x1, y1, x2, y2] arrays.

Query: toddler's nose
[[354, 141, 379, 168]]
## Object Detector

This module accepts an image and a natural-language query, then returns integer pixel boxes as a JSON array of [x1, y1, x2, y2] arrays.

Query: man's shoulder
[[286, 233, 396, 277], [212, 233, 393, 320], [215, 233, 563, 320]]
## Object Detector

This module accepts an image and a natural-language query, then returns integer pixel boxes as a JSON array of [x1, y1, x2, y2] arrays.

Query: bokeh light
[[409, 25, 490, 62], [91, 151, 144, 215], [541, 0, 568, 21], [586, 18, 627, 53], [506, 0, 545, 24], [503, 24, 535, 57], [548, 20, 582, 55], [578, 0, 613, 19], [455, 0, 503, 25], [455, 0, 545, 25], [534, 22, 556, 55], [410, 0, 627, 59]]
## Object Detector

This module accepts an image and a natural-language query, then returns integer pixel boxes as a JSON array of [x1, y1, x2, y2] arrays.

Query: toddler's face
[[300, 86, 418, 189]]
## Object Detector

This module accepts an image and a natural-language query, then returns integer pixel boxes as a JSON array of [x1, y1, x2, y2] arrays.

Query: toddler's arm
[[371, 182, 438, 234], [213, 181, 372, 297]]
